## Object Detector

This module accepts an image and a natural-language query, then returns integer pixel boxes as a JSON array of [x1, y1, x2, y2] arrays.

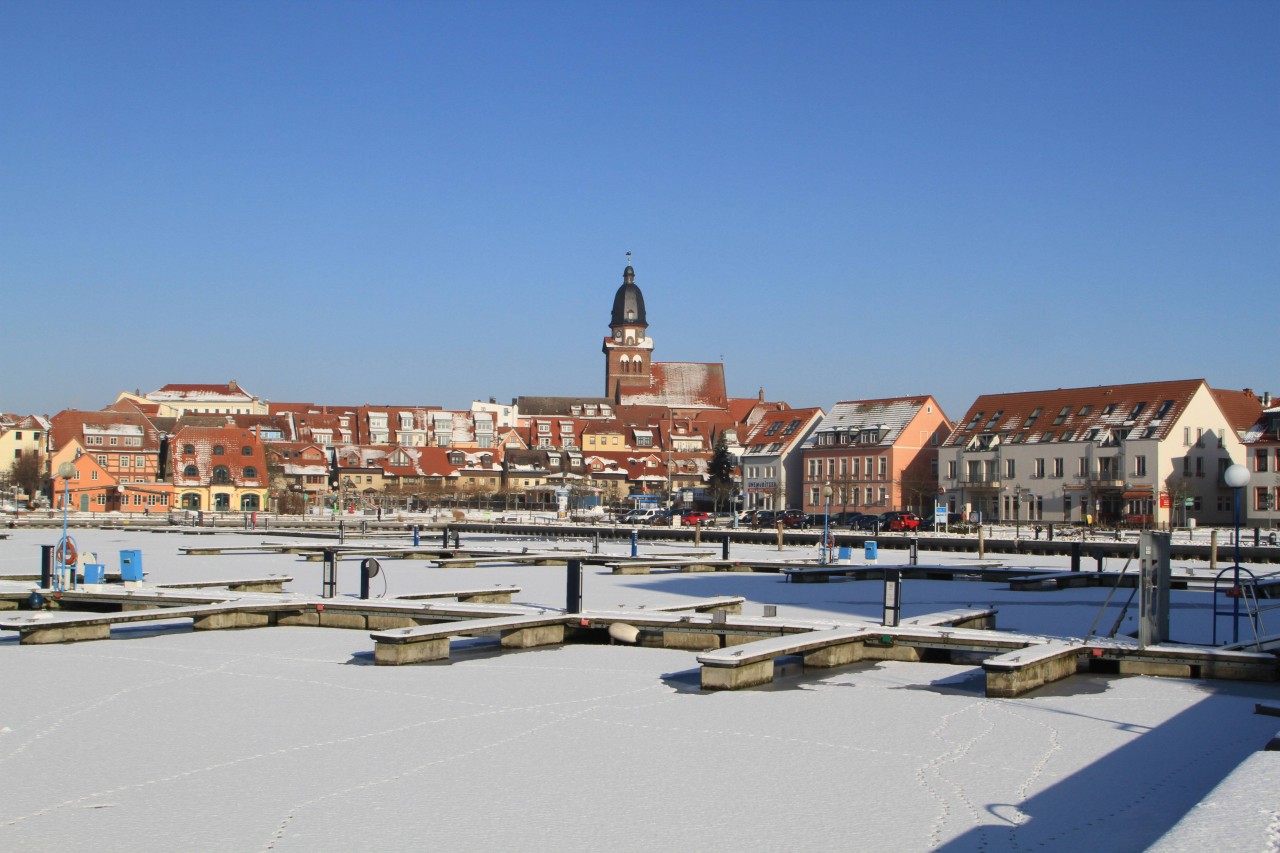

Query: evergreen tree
[[707, 433, 737, 513]]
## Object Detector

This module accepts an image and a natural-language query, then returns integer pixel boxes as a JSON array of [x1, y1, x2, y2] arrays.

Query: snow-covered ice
[[1, 527, 1277, 852]]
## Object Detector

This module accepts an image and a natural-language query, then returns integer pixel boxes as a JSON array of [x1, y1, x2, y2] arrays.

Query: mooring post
[[1094, 548, 1104, 572], [776, 522, 784, 552], [630, 528, 638, 557], [40, 544, 53, 589], [443, 526, 450, 548], [322, 548, 337, 599], [593, 531, 600, 554], [566, 558, 583, 613], [882, 567, 901, 627], [360, 557, 379, 600], [1048, 522, 1055, 541], [338, 520, 345, 544], [452, 529, 460, 548], [977, 525, 985, 559], [909, 537, 919, 566], [1070, 541, 1081, 572], [722, 536, 730, 560], [412, 525, 420, 547], [694, 524, 701, 547]]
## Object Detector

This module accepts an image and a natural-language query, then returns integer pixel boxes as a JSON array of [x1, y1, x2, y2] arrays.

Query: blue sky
[[3, 1, 1276, 421]]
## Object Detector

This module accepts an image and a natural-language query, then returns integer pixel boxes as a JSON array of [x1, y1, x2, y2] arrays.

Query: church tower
[[603, 262, 654, 399]]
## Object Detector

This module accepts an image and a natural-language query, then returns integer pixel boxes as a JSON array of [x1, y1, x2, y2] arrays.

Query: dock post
[[452, 529, 460, 548], [977, 525, 985, 559], [413, 525, 420, 547], [630, 529, 638, 557], [338, 520, 345, 544], [443, 526, 450, 548], [1138, 531, 1171, 648], [322, 549, 337, 599], [776, 522, 784, 552], [1094, 549, 1104, 572], [1048, 522, 1055, 541], [566, 559, 583, 613], [40, 544, 53, 589], [1070, 541, 1081, 572], [909, 538, 919, 566], [593, 532, 600, 554], [360, 557, 380, 600], [882, 567, 901, 627], [722, 536, 730, 560]]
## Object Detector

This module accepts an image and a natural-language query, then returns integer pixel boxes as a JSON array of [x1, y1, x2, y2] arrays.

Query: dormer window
[[213, 445, 225, 456]]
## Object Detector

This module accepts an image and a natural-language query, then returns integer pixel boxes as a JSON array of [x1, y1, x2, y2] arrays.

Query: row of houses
[[744, 378, 1276, 529], [6, 376, 1278, 529]]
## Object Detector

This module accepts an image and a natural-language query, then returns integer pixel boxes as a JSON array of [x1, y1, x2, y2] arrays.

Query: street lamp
[[821, 482, 834, 565], [1224, 463, 1251, 643]]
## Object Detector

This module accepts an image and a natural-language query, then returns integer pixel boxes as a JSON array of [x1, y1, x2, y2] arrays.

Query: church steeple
[[603, 258, 654, 399]]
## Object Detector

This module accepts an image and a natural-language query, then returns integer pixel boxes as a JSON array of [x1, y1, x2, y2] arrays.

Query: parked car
[[648, 510, 674, 526], [736, 509, 757, 526], [751, 510, 778, 528], [679, 510, 712, 526], [852, 514, 882, 531], [777, 509, 810, 529], [884, 512, 922, 531], [619, 508, 661, 525]]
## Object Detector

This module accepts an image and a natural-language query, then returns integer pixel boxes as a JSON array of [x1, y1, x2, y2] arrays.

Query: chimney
[[229, 379, 239, 392], [758, 388, 765, 402]]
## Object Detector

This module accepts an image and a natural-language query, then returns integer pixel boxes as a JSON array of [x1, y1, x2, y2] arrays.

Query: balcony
[[1085, 474, 1125, 489], [957, 479, 1002, 490]]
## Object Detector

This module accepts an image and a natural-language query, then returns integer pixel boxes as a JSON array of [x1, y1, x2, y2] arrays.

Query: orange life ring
[[55, 538, 77, 567]]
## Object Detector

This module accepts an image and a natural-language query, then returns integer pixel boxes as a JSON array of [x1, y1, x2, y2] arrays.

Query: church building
[[602, 262, 729, 415]]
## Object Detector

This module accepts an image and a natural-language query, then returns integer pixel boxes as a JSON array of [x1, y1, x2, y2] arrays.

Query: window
[[1195, 457, 1204, 477], [183, 464, 199, 478], [109, 437, 118, 446], [1034, 458, 1045, 478], [1025, 408, 1042, 428], [242, 446, 253, 455], [947, 461, 956, 479], [878, 457, 887, 478], [1129, 402, 1146, 420], [1183, 427, 1191, 447], [243, 466, 258, 479], [90, 470, 98, 481], [1005, 459, 1016, 478], [213, 445, 225, 456], [1134, 455, 1147, 476], [1256, 487, 1271, 511], [1052, 406, 1070, 426], [1076, 458, 1086, 477], [1182, 456, 1192, 476], [1257, 450, 1270, 473], [851, 458, 860, 478], [212, 465, 231, 484], [183, 444, 195, 454], [878, 487, 887, 505]]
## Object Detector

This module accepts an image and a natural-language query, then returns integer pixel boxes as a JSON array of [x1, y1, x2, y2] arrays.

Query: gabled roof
[[1211, 388, 1265, 434], [148, 382, 257, 403], [810, 396, 938, 447], [618, 362, 728, 410], [742, 407, 824, 455], [945, 379, 1211, 448]]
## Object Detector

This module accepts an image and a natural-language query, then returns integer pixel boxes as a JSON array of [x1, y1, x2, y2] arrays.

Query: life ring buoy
[[55, 538, 77, 567]]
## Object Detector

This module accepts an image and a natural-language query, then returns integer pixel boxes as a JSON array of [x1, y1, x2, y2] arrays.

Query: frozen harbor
[[1, 527, 1277, 852]]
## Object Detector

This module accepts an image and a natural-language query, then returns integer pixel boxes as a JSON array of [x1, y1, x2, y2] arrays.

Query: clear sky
[[2, 1, 1276, 421]]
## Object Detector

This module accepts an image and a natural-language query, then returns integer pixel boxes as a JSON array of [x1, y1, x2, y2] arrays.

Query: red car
[[679, 511, 712, 526], [886, 512, 922, 531]]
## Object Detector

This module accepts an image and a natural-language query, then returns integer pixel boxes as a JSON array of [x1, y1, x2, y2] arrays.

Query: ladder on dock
[[1212, 566, 1266, 648]]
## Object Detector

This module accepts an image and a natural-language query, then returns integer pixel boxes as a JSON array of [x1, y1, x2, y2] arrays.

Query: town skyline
[[3, 3, 1276, 417]]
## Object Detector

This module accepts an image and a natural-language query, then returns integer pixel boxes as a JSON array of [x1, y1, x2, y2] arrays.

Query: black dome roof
[[610, 265, 647, 327]]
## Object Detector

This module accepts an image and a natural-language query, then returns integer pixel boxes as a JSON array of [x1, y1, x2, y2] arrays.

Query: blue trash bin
[[120, 549, 143, 582], [82, 564, 106, 584], [864, 541, 878, 562]]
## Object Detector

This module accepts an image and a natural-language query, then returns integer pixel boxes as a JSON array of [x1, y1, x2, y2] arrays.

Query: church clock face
[[614, 330, 622, 341]]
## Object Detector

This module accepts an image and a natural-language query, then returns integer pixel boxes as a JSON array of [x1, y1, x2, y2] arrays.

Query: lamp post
[[821, 482, 834, 565], [1224, 463, 1251, 643]]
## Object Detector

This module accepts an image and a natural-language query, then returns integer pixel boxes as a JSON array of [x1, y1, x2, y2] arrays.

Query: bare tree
[[10, 452, 45, 507]]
